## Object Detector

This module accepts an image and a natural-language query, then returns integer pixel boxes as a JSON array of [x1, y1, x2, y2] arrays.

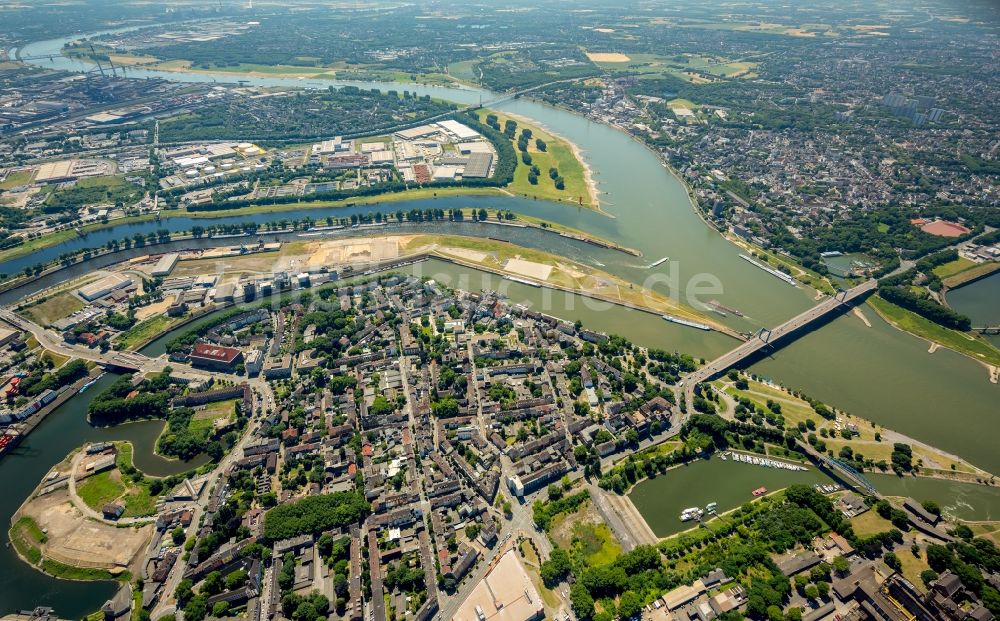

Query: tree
[[547, 484, 563, 501], [183, 595, 208, 621], [883, 552, 902, 572], [618, 590, 643, 620], [212, 602, 231, 617], [816, 581, 830, 599], [926, 544, 954, 572], [175, 578, 194, 603], [832, 555, 850, 576], [804, 585, 819, 601], [570, 582, 594, 620], [226, 568, 249, 590], [203, 570, 224, 595], [540, 548, 571, 587], [920, 569, 939, 586]]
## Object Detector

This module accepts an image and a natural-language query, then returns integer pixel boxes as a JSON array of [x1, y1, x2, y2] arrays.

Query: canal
[[946, 271, 1000, 348]]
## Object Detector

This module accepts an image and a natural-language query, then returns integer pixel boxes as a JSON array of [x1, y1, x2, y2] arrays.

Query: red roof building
[[189, 342, 244, 371]]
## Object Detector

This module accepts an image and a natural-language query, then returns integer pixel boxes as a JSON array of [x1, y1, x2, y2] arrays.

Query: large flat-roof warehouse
[[151, 253, 179, 277], [452, 550, 544, 621], [78, 273, 133, 302], [462, 152, 493, 178], [437, 119, 481, 141]]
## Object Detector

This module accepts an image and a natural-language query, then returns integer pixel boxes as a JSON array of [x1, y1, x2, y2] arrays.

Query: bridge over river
[[684, 278, 878, 401]]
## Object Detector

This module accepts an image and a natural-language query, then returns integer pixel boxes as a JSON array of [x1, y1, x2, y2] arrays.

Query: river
[[1, 25, 997, 614], [0, 373, 209, 617]]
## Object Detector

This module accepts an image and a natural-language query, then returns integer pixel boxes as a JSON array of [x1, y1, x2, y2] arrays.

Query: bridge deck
[[687, 280, 877, 386]]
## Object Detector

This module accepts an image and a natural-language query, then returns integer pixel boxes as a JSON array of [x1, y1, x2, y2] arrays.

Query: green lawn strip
[[114, 442, 162, 518], [41, 558, 121, 581], [13, 516, 47, 543], [868, 295, 1000, 366], [76, 471, 125, 510], [932, 257, 976, 279], [115, 441, 135, 471], [573, 522, 621, 566], [9, 517, 46, 565], [10, 530, 43, 565], [19, 291, 85, 326], [478, 110, 593, 209], [121, 487, 158, 518], [0, 170, 32, 189], [942, 261, 1000, 289], [116, 315, 178, 351]]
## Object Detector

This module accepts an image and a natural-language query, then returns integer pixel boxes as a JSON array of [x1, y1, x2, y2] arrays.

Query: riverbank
[[402, 233, 736, 336], [0, 186, 500, 264], [8, 443, 151, 583], [75, 49, 470, 88], [713, 374, 997, 482], [867, 294, 1000, 376], [488, 109, 604, 214], [0, 189, 636, 271], [942, 260, 1000, 290]]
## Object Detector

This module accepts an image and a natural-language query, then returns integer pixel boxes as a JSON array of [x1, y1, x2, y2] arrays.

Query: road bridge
[[798, 440, 878, 495], [684, 279, 878, 402]]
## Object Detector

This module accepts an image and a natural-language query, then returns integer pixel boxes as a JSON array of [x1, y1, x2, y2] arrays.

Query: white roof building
[[437, 120, 480, 141]]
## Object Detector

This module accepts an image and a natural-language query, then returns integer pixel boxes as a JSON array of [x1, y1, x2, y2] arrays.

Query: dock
[[739, 254, 798, 287]]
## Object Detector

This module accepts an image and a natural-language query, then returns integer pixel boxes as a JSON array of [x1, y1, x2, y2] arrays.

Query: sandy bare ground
[[303, 237, 405, 268], [586, 52, 631, 62], [852, 307, 872, 327], [439, 247, 490, 263], [602, 489, 659, 546], [135, 299, 172, 321], [21, 489, 152, 569], [504, 258, 553, 281]]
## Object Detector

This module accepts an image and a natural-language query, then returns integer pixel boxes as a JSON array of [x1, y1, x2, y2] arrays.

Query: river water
[[947, 272, 1000, 348], [628, 456, 832, 538], [1, 26, 997, 615], [0, 373, 208, 617]]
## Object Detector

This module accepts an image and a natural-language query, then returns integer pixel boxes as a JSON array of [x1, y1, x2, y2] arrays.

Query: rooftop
[[190, 342, 242, 363], [451, 550, 544, 621]]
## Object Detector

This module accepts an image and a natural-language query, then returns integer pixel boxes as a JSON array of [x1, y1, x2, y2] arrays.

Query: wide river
[[1, 27, 997, 615]]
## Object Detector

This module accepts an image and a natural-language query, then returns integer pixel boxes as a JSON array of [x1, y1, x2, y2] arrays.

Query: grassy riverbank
[[479, 109, 600, 211], [941, 260, 1000, 289], [867, 294, 1000, 367], [82, 50, 466, 87], [115, 315, 182, 351], [715, 375, 991, 478]]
